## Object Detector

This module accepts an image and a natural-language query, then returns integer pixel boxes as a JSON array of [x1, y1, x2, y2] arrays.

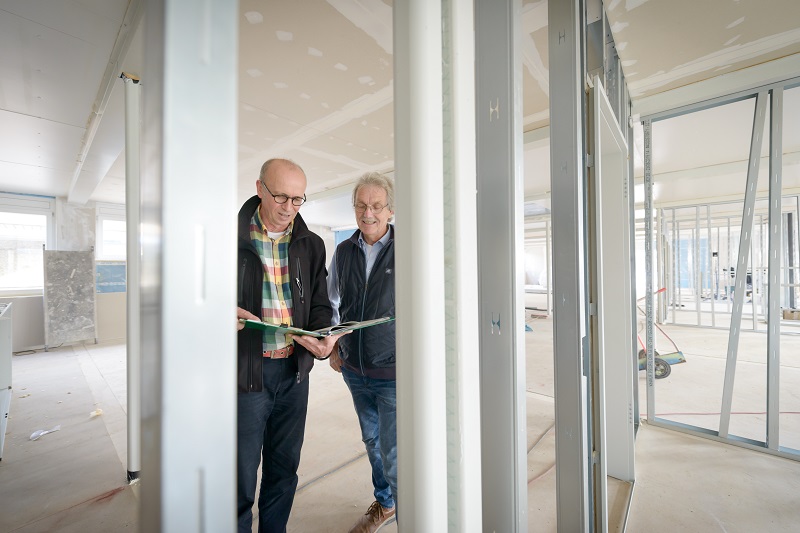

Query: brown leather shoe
[[348, 501, 396, 533]]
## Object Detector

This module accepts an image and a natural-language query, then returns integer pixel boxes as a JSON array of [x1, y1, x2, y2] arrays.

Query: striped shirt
[[250, 209, 294, 352]]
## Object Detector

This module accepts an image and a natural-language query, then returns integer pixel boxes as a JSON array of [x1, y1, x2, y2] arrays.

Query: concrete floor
[[2, 315, 800, 532]]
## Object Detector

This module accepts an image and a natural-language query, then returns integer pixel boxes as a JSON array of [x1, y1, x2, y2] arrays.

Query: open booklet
[[239, 316, 395, 338]]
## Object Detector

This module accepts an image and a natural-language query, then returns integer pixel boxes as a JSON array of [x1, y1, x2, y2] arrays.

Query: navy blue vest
[[335, 227, 396, 379]]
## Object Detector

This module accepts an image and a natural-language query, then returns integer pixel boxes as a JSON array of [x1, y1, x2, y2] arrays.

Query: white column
[[443, 0, 483, 530], [394, 0, 448, 530], [122, 73, 141, 483], [140, 0, 238, 530]]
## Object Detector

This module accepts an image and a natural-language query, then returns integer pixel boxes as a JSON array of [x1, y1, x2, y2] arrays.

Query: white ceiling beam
[[522, 0, 547, 33], [68, 80, 126, 204], [67, 0, 143, 204], [642, 186, 800, 211], [628, 28, 800, 98], [521, 1, 549, 95], [522, 125, 550, 146], [524, 191, 551, 203], [326, 0, 392, 54], [631, 54, 800, 119], [631, 150, 800, 182]]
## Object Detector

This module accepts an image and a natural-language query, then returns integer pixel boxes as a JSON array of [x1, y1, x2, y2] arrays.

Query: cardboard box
[[783, 309, 800, 321]]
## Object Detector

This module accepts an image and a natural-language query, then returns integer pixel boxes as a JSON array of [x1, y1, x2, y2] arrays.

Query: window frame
[[95, 202, 127, 261], [0, 193, 56, 296]]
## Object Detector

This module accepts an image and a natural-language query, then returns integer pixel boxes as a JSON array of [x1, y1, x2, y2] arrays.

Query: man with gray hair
[[328, 172, 397, 532]]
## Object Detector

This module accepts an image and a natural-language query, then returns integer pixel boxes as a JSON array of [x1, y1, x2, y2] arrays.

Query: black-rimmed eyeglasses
[[260, 181, 306, 206]]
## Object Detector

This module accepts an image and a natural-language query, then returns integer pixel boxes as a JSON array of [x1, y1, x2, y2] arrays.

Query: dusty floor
[[1, 315, 799, 532]]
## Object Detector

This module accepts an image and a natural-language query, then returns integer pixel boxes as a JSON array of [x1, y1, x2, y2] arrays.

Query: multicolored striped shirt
[[250, 208, 293, 352]]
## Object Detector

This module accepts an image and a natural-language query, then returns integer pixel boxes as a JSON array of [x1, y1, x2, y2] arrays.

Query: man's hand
[[293, 331, 350, 360], [237, 307, 260, 331]]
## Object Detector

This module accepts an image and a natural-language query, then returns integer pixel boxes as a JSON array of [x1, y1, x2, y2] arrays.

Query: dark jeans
[[237, 357, 309, 533], [342, 367, 397, 509]]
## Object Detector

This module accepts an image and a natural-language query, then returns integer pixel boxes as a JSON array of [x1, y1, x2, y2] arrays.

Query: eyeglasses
[[354, 203, 388, 214], [260, 181, 306, 206]]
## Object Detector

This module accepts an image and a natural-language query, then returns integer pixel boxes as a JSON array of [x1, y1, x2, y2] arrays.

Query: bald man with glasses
[[235, 158, 340, 533]]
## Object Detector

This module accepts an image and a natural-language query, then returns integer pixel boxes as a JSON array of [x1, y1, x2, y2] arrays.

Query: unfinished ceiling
[[0, 0, 798, 229], [605, 0, 800, 99]]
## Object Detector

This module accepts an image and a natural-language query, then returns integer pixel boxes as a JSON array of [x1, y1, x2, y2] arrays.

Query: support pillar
[[394, 1, 448, 530], [442, 0, 483, 530], [140, 0, 238, 530], [122, 73, 141, 483]]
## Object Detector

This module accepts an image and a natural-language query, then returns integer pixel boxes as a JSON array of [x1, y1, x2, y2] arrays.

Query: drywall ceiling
[[0, 0, 799, 229], [0, 0, 135, 204], [606, 0, 800, 210], [605, 0, 800, 100]]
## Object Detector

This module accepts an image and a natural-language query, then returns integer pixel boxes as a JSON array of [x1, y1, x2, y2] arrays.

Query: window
[[0, 193, 55, 295], [334, 229, 355, 247], [96, 203, 127, 260]]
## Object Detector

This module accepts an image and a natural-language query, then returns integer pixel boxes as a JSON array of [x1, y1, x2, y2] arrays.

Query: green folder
[[239, 316, 395, 338]]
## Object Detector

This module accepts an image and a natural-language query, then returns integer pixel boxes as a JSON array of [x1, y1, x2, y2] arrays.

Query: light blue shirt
[[327, 228, 391, 325]]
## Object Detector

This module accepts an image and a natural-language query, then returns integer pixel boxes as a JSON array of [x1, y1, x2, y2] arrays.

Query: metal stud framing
[[767, 88, 784, 450], [642, 79, 800, 461], [475, 0, 527, 529], [548, 0, 592, 529], [719, 91, 768, 438]]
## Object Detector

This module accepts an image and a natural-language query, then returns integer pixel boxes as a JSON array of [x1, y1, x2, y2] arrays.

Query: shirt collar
[[255, 207, 293, 237], [358, 225, 391, 248]]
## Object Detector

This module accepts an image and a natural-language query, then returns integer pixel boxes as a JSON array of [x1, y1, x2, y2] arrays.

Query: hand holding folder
[[238, 316, 395, 338]]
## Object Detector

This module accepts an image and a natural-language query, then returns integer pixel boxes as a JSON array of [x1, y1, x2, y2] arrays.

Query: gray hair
[[352, 172, 395, 211]]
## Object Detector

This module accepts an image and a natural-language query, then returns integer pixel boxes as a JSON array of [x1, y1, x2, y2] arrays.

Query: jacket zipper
[[293, 257, 304, 384], [241, 255, 255, 392], [358, 245, 369, 375], [239, 257, 247, 304], [295, 257, 304, 304], [287, 235, 307, 384], [357, 241, 391, 376]]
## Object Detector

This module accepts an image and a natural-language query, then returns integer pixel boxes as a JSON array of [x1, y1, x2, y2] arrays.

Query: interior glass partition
[[639, 81, 800, 459]]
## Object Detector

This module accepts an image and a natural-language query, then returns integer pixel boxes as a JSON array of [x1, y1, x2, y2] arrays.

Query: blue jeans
[[237, 358, 309, 533], [342, 367, 397, 509]]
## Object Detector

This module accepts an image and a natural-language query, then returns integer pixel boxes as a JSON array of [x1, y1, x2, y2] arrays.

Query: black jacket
[[335, 226, 396, 379], [237, 195, 332, 392]]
